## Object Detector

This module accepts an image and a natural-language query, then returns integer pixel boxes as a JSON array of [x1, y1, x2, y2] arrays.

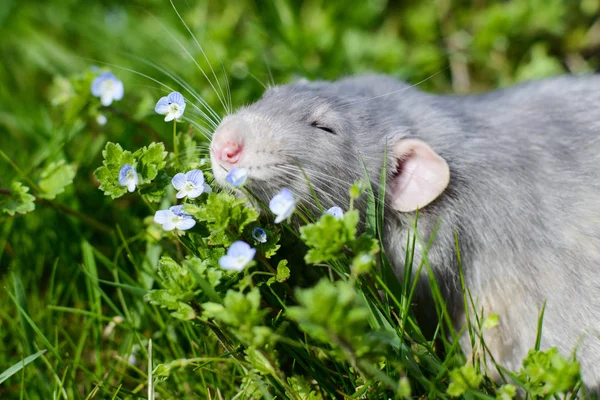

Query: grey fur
[[210, 74, 600, 391]]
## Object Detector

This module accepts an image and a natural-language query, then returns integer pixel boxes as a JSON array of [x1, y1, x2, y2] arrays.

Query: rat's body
[[210, 74, 600, 390]]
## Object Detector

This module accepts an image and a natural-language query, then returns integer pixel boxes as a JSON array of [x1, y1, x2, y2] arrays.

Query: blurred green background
[[1, 0, 600, 397]]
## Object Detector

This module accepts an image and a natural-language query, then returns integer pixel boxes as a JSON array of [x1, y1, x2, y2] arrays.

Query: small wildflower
[[118, 164, 138, 192], [252, 227, 267, 243], [171, 169, 207, 199], [155, 91, 186, 122], [153, 205, 196, 231], [96, 114, 107, 126], [269, 188, 296, 223], [91, 72, 124, 106], [325, 206, 344, 219], [225, 167, 248, 187], [218, 241, 256, 271]]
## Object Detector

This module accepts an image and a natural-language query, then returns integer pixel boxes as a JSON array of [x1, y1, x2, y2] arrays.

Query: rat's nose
[[213, 141, 243, 164], [211, 118, 246, 165]]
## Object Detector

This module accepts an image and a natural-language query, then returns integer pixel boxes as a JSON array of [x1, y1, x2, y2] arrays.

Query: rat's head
[[210, 78, 451, 216]]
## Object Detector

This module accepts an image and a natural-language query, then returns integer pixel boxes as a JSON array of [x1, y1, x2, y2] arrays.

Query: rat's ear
[[388, 138, 450, 212]]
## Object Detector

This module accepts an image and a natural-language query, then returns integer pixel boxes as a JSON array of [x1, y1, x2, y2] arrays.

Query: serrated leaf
[[94, 142, 135, 199], [139, 170, 171, 202], [38, 160, 76, 200], [300, 210, 360, 264], [447, 365, 483, 397], [267, 260, 290, 286], [185, 192, 259, 246], [1, 182, 35, 216], [134, 142, 168, 184]]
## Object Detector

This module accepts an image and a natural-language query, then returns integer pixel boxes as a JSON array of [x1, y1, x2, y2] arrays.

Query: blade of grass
[[0, 349, 47, 384]]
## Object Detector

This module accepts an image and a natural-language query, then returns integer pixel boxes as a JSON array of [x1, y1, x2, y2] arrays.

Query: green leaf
[[185, 192, 259, 246], [0, 349, 47, 384], [94, 142, 135, 199], [287, 279, 370, 350], [267, 260, 290, 286], [518, 347, 581, 396], [496, 384, 516, 400], [202, 288, 266, 328], [139, 170, 171, 202], [1, 182, 35, 216], [300, 210, 360, 264], [483, 313, 500, 329], [134, 142, 168, 184], [447, 365, 483, 397], [37, 160, 76, 200]]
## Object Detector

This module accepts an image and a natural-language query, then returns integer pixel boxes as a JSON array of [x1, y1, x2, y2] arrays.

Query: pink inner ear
[[390, 139, 450, 212]]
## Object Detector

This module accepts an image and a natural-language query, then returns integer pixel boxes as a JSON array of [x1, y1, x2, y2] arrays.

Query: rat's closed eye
[[310, 120, 336, 134]]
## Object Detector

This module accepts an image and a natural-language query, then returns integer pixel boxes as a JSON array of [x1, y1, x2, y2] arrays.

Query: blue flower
[[118, 164, 138, 192], [91, 72, 124, 106], [171, 169, 210, 199], [155, 91, 186, 122], [225, 167, 248, 187], [218, 241, 256, 271], [269, 188, 296, 223], [252, 227, 267, 243], [325, 206, 344, 219], [153, 205, 196, 231]]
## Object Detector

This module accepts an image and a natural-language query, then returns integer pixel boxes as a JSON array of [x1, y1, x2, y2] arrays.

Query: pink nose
[[213, 141, 243, 164]]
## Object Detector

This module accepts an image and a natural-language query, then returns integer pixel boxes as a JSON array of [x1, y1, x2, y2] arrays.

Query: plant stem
[[173, 120, 178, 166], [0, 149, 43, 193]]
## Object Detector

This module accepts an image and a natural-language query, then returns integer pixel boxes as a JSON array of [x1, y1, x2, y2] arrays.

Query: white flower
[[153, 205, 196, 231], [225, 167, 248, 187], [218, 241, 256, 271], [155, 91, 186, 122], [118, 164, 138, 192], [91, 72, 124, 106], [325, 206, 344, 219], [171, 169, 209, 199], [269, 188, 296, 223]]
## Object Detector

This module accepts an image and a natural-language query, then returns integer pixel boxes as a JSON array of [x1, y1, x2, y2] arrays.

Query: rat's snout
[[212, 140, 243, 165], [210, 119, 246, 166]]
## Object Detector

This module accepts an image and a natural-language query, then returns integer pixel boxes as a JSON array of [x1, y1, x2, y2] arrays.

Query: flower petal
[[161, 220, 177, 231], [176, 189, 189, 199], [325, 206, 343, 219], [228, 241, 253, 258], [100, 93, 113, 106], [186, 187, 204, 199], [169, 205, 186, 216], [155, 97, 170, 114], [218, 256, 243, 271], [203, 183, 212, 193], [167, 91, 186, 107], [112, 80, 124, 101], [171, 173, 187, 190], [185, 170, 205, 186], [164, 113, 175, 122], [127, 181, 136, 192], [154, 210, 172, 224], [176, 218, 196, 231]]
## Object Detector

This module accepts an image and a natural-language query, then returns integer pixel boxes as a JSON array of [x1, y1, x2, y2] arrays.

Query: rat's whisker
[[168, 0, 231, 115], [123, 53, 221, 127], [141, 8, 229, 114], [339, 66, 450, 108], [183, 117, 213, 141]]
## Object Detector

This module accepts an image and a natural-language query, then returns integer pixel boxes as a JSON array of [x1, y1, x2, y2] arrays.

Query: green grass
[[1, 0, 598, 398]]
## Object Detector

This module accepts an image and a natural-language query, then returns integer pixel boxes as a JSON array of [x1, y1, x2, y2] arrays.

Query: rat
[[209, 74, 600, 392]]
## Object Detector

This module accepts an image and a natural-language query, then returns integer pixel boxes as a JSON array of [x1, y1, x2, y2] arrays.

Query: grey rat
[[209, 74, 600, 391]]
